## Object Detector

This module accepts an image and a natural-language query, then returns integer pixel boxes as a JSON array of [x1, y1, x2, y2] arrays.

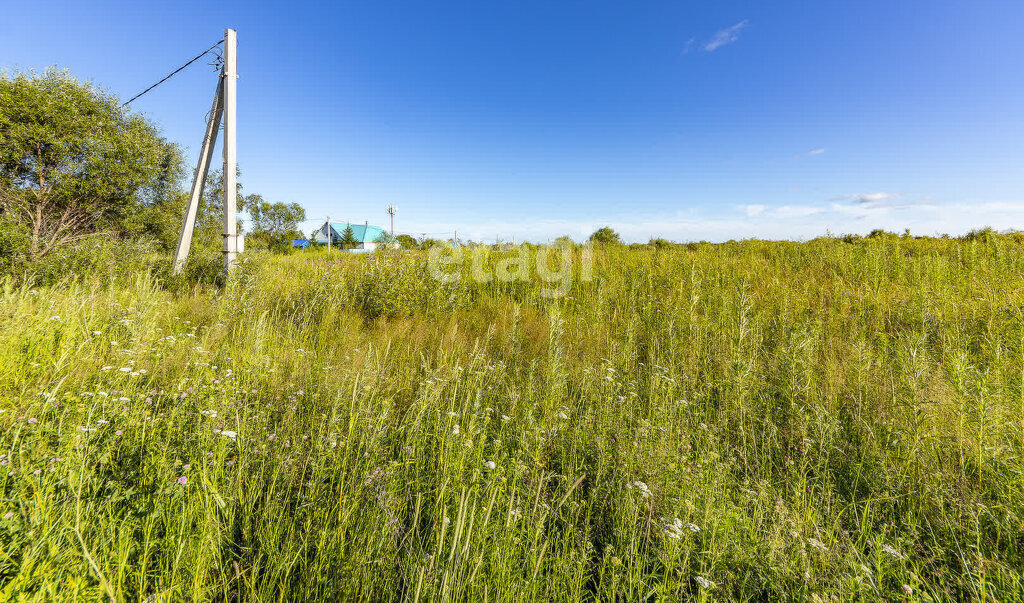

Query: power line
[[121, 40, 224, 107]]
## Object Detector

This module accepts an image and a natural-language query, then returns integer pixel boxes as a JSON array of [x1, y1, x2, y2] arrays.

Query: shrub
[[352, 251, 472, 320], [0, 213, 29, 275], [961, 226, 995, 243], [25, 236, 165, 286]]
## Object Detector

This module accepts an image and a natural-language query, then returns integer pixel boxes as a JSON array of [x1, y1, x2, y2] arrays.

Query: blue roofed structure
[[314, 221, 387, 250]]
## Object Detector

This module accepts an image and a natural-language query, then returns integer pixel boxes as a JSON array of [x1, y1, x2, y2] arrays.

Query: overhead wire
[[121, 39, 224, 107]]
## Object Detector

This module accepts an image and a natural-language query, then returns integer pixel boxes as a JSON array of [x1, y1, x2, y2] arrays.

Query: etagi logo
[[428, 244, 594, 298]]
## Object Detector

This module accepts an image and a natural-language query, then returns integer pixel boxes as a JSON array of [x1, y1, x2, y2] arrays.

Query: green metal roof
[[315, 221, 386, 244]]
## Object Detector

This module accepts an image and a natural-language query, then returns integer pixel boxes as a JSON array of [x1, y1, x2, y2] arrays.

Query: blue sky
[[4, 1, 1024, 242]]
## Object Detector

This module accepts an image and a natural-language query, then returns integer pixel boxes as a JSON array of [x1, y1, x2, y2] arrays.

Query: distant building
[[291, 239, 310, 249], [314, 221, 386, 251]]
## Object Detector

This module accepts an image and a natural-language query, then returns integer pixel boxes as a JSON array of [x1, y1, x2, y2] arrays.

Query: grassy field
[[2, 235, 1024, 601]]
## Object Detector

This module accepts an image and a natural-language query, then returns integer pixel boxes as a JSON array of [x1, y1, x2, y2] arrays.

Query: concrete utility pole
[[172, 78, 223, 273], [171, 28, 242, 276], [222, 28, 239, 273]]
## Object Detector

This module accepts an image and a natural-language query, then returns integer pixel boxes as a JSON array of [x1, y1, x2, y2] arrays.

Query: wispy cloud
[[808, 148, 826, 156], [682, 38, 696, 55], [404, 199, 1024, 244], [844, 192, 898, 205], [703, 20, 749, 52]]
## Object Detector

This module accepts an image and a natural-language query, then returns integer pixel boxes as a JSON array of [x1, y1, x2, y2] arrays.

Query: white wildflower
[[664, 520, 683, 540], [219, 430, 237, 440], [626, 481, 652, 498], [694, 576, 715, 589], [451, 424, 461, 436], [484, 460, 496, 470]]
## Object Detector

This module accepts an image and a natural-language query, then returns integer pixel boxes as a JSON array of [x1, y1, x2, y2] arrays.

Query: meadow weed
[[1, 236, 1023, 600]]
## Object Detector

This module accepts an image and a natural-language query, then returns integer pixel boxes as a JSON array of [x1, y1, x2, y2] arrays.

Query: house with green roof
[[313, 221, 387, 251]]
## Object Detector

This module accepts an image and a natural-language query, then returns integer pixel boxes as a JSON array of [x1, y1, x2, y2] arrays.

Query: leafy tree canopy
[[395, 234, 417, 249], [374, 231, 397, 246], [0, 69, 172, 260], [588, 226, 621, 245]]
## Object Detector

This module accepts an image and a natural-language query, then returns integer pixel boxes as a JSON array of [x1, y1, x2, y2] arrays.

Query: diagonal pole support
[[172, 77, 224, 274]]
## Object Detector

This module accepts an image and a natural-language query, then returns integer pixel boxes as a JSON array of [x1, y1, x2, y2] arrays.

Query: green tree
[[396, 234, 417, 249], [0, 69, 170, 261], [340, 225, 359, 249], [374, 231, 397, 247], [589, 226, 621, 245], [246, 198, 306, 251], [130, 143, 188, 252]]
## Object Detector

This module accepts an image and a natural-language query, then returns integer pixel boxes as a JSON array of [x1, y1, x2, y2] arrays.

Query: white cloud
[[808, 148, 826, 156], [682, 38, 696, 54], [844, 192, 897, 205], [703, 20, 749, 52], [402, 199, 1024, 244]]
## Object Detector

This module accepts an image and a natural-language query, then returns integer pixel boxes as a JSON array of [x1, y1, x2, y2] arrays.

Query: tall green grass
[[2, 235, 1024, 601]]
